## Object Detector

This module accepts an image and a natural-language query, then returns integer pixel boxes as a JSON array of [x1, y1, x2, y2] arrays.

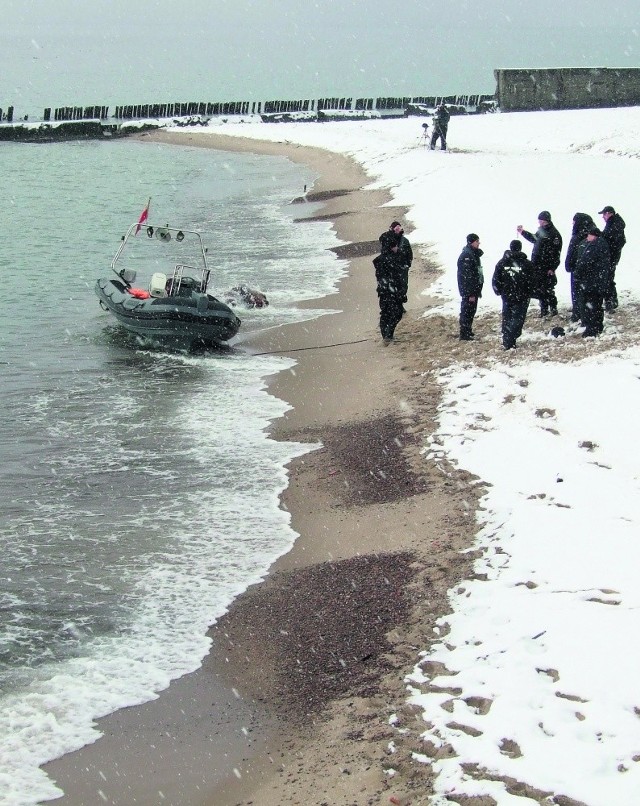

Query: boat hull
[[95, 277, 241, 347]]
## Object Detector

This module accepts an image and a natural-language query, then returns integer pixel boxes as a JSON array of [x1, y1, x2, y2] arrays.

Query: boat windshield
[[111, 223, 211, 292]]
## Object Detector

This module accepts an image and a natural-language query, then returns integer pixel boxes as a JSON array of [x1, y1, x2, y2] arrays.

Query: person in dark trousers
[[565, 212, 595, 322], [517, 210, 562, 317], [574, 226, 610, 337], [492, 239, 535, 349], [598, 205, 626, 311], [457, 233, 484, 340], [373, 221, 412, 343], [395, 224, 413, 306], [430, 103, 450, 151]]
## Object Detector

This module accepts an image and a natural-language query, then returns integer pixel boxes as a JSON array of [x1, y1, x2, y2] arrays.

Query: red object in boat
[[127, 288, 151, 299]]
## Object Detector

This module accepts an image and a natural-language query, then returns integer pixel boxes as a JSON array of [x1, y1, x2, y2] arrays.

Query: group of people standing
[[456, 211, 564, 349], [373, 205, 626, 349], [456, 206, 626, 348]]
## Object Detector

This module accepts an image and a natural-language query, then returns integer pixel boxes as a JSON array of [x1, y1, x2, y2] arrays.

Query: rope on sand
[[249, 337, 369, 356]]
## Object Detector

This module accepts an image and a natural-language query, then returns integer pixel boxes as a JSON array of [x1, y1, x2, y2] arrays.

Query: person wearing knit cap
[[598, 205, 626, 311], [492, 239, 535, 349], [373, 221, 413, 343], [457, 233, 484, 340], [516, 211, 563, 317], [573, 226, 610, 337]]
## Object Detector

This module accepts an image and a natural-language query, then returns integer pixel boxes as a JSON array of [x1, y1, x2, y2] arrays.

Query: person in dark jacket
[[517, 210, 563, 317], [430, 103, 450, 151], [574, 226, 610, 337], [457, 233, 484, 340], [395, 225, 413, 304], [373, 221, 412, 343], [492, 239, 535, 349], [565, 212, 594, 322], [598, 205, 626, 311]]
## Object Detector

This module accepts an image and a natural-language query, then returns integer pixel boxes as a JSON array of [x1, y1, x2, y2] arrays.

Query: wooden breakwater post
[[113, 101, 253, 119], [41, 92, 494, 123], [53, 105, 110, 121], [0, 92, 498, 141]]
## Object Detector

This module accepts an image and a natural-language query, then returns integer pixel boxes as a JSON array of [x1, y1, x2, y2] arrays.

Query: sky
[[161, 108, 640, 804], [1, 0, 639, 115]]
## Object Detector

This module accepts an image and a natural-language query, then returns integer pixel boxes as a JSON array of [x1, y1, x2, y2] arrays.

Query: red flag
[[135, 198, 151, 234]]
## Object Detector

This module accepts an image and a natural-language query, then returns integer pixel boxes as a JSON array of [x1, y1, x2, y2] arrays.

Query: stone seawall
[[495, 67, 640, 112]]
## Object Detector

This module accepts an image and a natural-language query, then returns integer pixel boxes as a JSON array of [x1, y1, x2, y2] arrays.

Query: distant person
[[457, 233, 484, 341], [573, 225, 610, 338], [373, 221, 412, 344], [430, 103, 450, 151], [564, 212, 594, 322], [598, 205, 626, 311], [517, 210, 562, 318], [492, 239, 534, 349]]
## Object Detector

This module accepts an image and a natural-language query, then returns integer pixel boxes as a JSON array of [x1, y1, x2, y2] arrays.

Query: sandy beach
[[44, 130, 483, 806]]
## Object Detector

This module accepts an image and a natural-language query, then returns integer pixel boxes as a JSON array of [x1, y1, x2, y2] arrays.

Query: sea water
[[0, 138, 346, 804]]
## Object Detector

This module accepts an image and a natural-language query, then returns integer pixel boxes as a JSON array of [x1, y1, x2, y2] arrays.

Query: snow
[[168, 107, 640, 805]]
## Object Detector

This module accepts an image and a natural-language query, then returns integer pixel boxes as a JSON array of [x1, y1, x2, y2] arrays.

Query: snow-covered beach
[[178, 107, 640, 804], [43, 107, 640, 805]]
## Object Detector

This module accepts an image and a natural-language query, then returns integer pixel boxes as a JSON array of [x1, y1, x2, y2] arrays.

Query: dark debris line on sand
[[292, 414, 430, 507], [213, 553, 417, 723], [211, 415, 427, 723]]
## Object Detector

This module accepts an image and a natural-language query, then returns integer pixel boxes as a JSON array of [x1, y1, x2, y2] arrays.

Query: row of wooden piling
[[0, 93, 494, 124]]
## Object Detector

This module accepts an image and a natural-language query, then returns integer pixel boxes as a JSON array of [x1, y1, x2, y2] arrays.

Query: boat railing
[[111, 222, 210, 279], [167, 264, 210, 296]]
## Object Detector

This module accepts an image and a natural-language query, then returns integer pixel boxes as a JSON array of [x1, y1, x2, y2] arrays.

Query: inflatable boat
[[96, 222, 241, 349]]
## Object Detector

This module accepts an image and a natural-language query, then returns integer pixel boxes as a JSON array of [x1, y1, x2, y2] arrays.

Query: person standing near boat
[[373, 221, 413, 344]]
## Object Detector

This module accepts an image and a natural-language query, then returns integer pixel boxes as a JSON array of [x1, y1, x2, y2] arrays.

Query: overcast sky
[[2, 0, 638, 114]]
